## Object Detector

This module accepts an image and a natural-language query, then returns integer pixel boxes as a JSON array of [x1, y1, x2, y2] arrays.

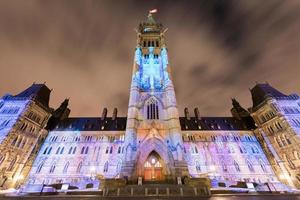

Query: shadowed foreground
[[1, 194, 300, 200]]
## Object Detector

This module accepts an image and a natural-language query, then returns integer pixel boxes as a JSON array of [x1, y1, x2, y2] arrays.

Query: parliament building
[[0, 13, 300, 193]]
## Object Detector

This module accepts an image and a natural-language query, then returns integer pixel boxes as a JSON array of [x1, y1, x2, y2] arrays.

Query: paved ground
[[1, 194, 300, 200]]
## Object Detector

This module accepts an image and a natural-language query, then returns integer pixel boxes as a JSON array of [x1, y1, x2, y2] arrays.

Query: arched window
[[110, 146, 113, 154], [49, 163, 56, 173], [11, 137, 18, 146], [146, 97, 159, 120], [85, 146, 89, 154], [221, 161, 227, 172], [0, 154, 6, 166], [81, 147, 85, 154], [276, 137, 282, 147], [56, 147, 61, 154], [36, 162, 44, 173], [47, 147, 52, 154], [43, 147, 48, 154], [296, 174, 300, 183], [195, 161, 201, 172], [60, 147, 64, 154], [105, 147, 109, 154], [68, 147, 73, 154], [234, 161, 240, 172], [73, 147, 77, 154], [239, 146, 244, 154], [286, 156, 296, 169], [7, 157, 17, 171], [63, 162, 70, 173], [294, 151, 300, 160], [247, 160, 255, 172], [20, 139, 26, 148], [259, 159, 267, 172], [284, 134, 291, 144], [229, 146, 235, 153], [194, 146, 198, 154], [118, 146, 121, 154], [16, 137, 22, 148], [117, 162, 122, 174], [104, 161, 109, 172], [76, 162, 83, 173]]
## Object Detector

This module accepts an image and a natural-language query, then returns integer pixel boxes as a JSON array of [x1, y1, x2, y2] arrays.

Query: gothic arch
[[144, 96, 163, 120], [136, 137, 174, 177]]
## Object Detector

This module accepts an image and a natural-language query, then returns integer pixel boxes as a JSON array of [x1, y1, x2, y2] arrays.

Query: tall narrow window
[[234, 161, 240, 172], [247, 160, 255, 172], [36, 162, 44, 173], [47, 147, 52, 154], [73, 147, 77, 154], [222, 161, 228, 172], [146, 98, 159, 120], [68, 147, 73, 154], [11, 137, 18, 146], [0, 154, 5, 166], [196, 161, 201, 172], [104, 161, 109, 172], [81, 147, 85, 154], [76, 162, 83, 173], [7, 157, 17, 171], [60, 147, 64, 154], [56, 147, 61, 154], [49, 163, 56, 173], [63, 162, 70, 173]]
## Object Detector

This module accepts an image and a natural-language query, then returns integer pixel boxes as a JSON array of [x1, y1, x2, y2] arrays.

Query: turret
[[112, 108, 118, 120], [184, 107, 190, 120], [101, 108, 108, 120], [194, 107, 200, 120], [45, 98, 70, 130]]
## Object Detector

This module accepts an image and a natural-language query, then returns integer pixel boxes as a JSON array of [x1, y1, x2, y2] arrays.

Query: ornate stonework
[[0, 13, 299, 192]]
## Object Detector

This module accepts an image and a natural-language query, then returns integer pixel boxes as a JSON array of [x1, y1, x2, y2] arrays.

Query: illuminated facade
[[1, 13, 299, 191], [0, 84, 52, 188], [249, 84, 300, 188]]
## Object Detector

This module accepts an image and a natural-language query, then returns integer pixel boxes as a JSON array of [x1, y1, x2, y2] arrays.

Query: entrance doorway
[[143, 151, 164, 181]]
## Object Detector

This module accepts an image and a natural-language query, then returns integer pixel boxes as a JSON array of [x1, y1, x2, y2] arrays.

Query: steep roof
[[52, 117, 127, 131], [250, 83, 299, 109], [14, 83, 51, 108], [180, 116, 250, 131]]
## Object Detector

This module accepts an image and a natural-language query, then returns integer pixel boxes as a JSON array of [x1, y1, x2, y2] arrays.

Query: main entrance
[[143, 151, 164, 181]]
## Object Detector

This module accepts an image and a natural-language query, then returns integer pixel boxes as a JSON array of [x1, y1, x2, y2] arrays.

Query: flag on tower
[[149, 9, 158, 14]]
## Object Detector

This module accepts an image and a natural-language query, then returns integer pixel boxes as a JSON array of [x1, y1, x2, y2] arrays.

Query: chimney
[[194, 107, 200, 120], [112, 108, 118, 120], [101, 108, 108, 120], [184, 107, 190, 120]]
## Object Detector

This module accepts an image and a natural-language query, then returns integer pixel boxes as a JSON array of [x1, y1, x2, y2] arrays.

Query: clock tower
[[121, 12, 188, 181]]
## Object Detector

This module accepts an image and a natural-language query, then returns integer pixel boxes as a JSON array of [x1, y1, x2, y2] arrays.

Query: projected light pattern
[[133, 46, 170, 91]]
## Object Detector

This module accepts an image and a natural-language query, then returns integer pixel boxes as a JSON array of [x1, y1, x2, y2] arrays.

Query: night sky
[[0, 0, 300, 117]]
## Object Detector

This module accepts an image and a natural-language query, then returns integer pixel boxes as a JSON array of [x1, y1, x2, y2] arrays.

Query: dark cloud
[[0, 0, 299, 117]]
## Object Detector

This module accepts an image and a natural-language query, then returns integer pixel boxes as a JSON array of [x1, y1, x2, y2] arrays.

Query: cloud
[[0, 0, 299, 117]]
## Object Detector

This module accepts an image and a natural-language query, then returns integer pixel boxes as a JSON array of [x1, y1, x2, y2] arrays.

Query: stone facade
[[0, 13, 299, 191], [249, 83, 300, 188], [0, 84, 52, 188]]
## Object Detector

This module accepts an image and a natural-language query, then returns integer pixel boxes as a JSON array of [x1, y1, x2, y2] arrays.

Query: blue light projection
[[133, 46, 170, 91]]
